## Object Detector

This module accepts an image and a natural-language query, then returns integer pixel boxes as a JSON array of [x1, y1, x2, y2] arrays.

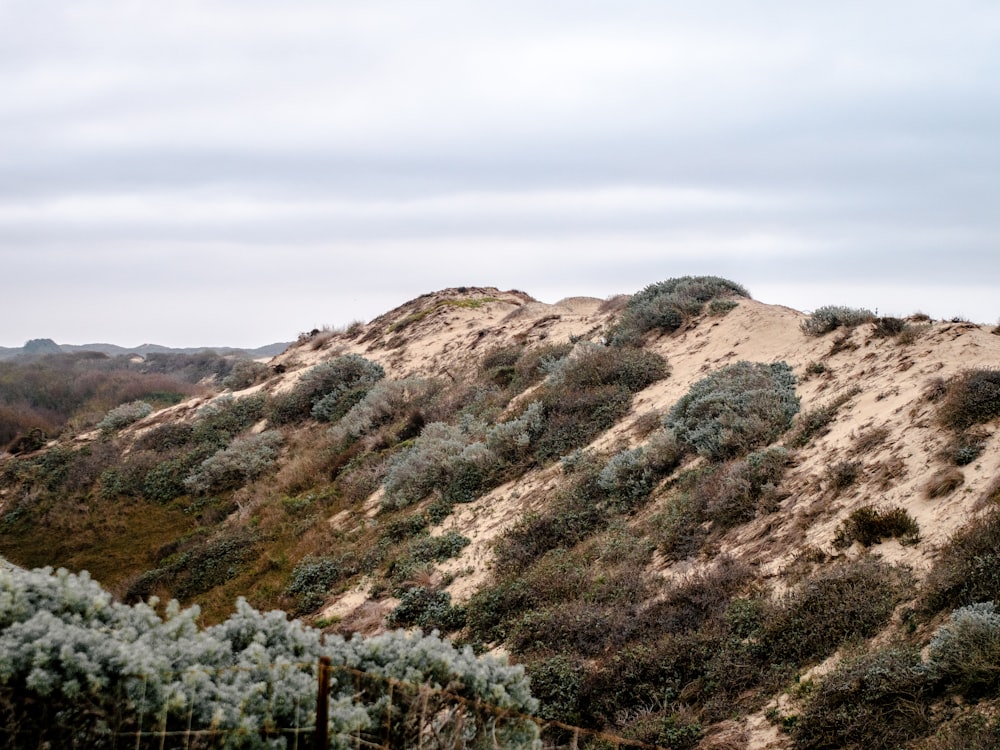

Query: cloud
[[1, 0, 998, 345]]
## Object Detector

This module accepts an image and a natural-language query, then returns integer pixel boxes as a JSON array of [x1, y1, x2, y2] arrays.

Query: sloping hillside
[[3, 279, 1000, 749]]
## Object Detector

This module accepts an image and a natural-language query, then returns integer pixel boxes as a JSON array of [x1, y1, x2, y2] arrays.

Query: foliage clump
[[0, 566, 538, 748], [608, 276, 750, 346], [666, 361, 799, 461], [833, 505, 920, 548], [184, 430, 283, 494], [268, 355, 385, 425], [800, 305, 876, 336], [96, 400, 153, 434], [936, 368, 1000, 432]]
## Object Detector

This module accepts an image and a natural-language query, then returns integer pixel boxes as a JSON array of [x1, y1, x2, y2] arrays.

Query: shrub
[[135, 422, 194, 452], [493, 466, 607, 574], [329, 377, 442, 443], [927, 602, 1000, 697], [386, 587, 466, 632], [0, 566, 538, 749], [221, 359, 270, 390], [701, 446, 791, 528], [666, 361, 799, 461], [826, 459, 861, 493], [945, 430, 987, 466], [285, 554, 357, 614], [191, 393, 267, 449], [763, 557, 910, 666], [183, 430, 283, 495], [381, 422, 479, 508], [833, 505, 920, 548], [871, 316, 909, 338], [268, 355, 385, 425], [800, 306, 875, 336], [937, 369, 1000, 431], [96, 400, 153, 434], [608, 276, 750, 346], [922, 509, 1000, 616], [524, 655, 586, 723], [792, 646, 930, 750]]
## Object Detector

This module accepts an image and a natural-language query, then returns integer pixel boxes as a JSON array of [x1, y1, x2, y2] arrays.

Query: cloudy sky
[[2, 1, 998, 348]]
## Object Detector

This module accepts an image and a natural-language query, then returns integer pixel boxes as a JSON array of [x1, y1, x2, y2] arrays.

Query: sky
[[2, 1, 999, 348]]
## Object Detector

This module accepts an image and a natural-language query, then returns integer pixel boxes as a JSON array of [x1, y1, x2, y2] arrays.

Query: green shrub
[[871, 316, 909, 338], [493, 465, 606, 574], [183, 430, 283, 495], [329, 377, 442, 444], [405, 530, 471, 563], [96, 400, 153, 434], [945, 430, 987, 466], [927, 602, 1000, 697], [608, 276, 749, 346], [800, 306, 875, 336], [142, 455, 197, 502], [792, 646, 930, 750], [268, 355, 385, 425], [191, 393, 267, 449], [524, 655, 586, 723], [386, 587, 466, 632], [937, 369, 1000, 431], [666, 361, 799, 461], [833, 505, 920, 548], [285, 554, 357, 614], [135, 422, 194, 452], [382, 422, 479, 508]]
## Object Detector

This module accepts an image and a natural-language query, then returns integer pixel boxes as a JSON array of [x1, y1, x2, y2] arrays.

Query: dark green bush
[[792, 646, 930, 750], [285, 554, 358, 614], [800, 306, 876, 337], [135, 422, 194, 452], [386, 587, 466, 632], [666, 361, 799, 461], [524, 655, 586, 723], [608, 276, 750, 346], [937, 369, 1000, 431], [833, 505, 920, 548]]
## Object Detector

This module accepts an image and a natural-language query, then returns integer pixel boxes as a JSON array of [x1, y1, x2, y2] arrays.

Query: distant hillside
[[3, 279, 1000, 749], [0, 339, 290, 361]]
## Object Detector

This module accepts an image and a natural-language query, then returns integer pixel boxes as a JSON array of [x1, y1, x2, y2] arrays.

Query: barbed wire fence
[[0, 658, 671, 750]]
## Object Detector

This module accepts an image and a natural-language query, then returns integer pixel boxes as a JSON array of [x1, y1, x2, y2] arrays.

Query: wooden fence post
[[313, 656, 332, 750]]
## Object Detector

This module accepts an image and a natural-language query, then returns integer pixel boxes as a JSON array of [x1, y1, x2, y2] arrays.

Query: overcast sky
[[2, 1, 998, 348]]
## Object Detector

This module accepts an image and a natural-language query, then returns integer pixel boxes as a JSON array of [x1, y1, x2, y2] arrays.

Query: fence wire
[[0, 661, 668, 750]]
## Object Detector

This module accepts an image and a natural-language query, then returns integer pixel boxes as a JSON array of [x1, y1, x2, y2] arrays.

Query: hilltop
[[3, 278, 1000, 749]]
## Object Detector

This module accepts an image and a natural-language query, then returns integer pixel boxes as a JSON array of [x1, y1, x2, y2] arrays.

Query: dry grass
[[924, 467, 965, 499]]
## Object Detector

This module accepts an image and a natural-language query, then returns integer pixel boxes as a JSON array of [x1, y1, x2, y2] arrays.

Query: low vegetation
[[800, 305, 875, 336]]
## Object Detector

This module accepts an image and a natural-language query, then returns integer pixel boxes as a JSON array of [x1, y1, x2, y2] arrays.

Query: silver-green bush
[[666, 361, 799, 461]]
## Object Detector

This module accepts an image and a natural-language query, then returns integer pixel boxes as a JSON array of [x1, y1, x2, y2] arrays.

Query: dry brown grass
[[924, 467, 965, 499]]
